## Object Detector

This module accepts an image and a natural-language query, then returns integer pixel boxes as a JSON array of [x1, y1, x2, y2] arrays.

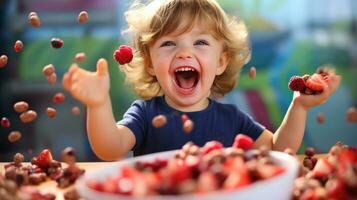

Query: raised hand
[[293, 73, 341, 110], [62, 58, 110, 107]]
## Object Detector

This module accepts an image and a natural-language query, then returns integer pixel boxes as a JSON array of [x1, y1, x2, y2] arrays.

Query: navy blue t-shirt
[[118, 96, 265, 156]]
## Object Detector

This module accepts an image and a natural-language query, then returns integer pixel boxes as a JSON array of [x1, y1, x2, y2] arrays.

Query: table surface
[[0, 154, 325, 200]]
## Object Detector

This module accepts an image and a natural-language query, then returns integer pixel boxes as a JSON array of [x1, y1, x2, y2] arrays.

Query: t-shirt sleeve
[[235, 107, 265, 141], [117, 100, 147, 150]]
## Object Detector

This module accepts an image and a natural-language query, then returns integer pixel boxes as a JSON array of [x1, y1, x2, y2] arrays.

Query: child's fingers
[[96, 58, 108, 76], [62, 72, 71, 91]]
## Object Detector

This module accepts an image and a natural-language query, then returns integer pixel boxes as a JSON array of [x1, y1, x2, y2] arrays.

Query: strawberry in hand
[[305, 73, 328, 92]]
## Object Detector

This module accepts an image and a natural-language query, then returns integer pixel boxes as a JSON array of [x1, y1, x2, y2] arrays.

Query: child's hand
[[62, 58, 110, 107], [293, 74, 341, 110]]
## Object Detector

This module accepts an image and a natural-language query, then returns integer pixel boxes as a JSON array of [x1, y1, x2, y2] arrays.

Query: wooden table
[[0, 154, 325, 200]]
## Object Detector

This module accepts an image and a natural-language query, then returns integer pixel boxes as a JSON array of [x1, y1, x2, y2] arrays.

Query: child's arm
[[254, 74, 341, 153], [63, 58, 135, 160]]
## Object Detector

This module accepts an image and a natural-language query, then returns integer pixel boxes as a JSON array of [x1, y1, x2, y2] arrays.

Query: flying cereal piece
[[0, 55, 8, 68], [13, 101, 29, 113], [249, 66, 256, 79], [71, 106, 81, 115], [52, 92, 65, 104], [346, 107, 357, 123], [8, 131, 22, 143], [47, 73, 57, 85], [14, 40, 23, 53], [1, 117, 11, 128], [51, 38, 64, 49], [152, 114, 167, 128], [74, 52, 86, 62], [19, 110, 37, 123], [28, 12, 41, 27], [78, 11, 89, 24], [42, 64, 55, 76], [317, 112, 325, 124], [46, 107, 57, 118], [183, 119, 194, 134]]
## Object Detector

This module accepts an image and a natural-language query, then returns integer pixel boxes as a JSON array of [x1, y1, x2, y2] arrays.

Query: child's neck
[[164, 96, 210, 112]]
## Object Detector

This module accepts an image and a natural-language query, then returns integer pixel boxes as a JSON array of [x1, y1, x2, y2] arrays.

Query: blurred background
[[0, 0, 356, 161]]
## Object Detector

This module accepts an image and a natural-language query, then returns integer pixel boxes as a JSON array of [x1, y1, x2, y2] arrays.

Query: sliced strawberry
[[34, 149, 53, 169], [305, 73, 327, 92], [311, 157, 334, 178], [257, 164, 285, 179], [223, 165, 251, 189], [196, 171, 219, 192], [201, 141, 223, 155], [232, 134, 253, 150]]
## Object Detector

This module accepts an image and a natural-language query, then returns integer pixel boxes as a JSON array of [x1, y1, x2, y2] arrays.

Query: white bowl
[[76, 150, 299, 200]]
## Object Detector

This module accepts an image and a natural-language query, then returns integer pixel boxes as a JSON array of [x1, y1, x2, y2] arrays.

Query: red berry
[[51, 38, 63, 49], [0, 55, 8, 68], [52, 92, 65, 104], [288, 76, 306, 92], [1, 117, 10, 128], [305, 73, 327, 92], [14, 40, 23, 53], [34, 149, 53, 169], [233, 134, 253, 150], [113, 45, 133, 65]]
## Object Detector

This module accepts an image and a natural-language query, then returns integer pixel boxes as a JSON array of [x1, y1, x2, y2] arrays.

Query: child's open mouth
[[174, 66, 199, 90]]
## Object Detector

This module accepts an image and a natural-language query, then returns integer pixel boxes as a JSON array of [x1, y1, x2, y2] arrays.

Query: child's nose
[[176, 48, 192, 59]]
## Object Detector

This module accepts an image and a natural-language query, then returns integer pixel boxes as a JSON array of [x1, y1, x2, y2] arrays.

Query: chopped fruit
[[346, 107, 357, 123], [304, 147, 316, 157], [317, 112, 325, 124], [183, 119, 194, 134], [305, 73, 327, 92], [47, 73, 57, 85], [311, 157, 333, 178], [52, 92, 65, 104], [51, 38, 64, 49], [201, 141, 223, 155], [46, 107, 56, 118], [34, 149, 53, 169], [113, 45, 133, 65], [78, 11, 89, 24], [152, 114, 167, 128], [233, 134, 253, 150], [19, 110, 37, 123], [1, 117, 11, 128], [13, 101, 29, 113], [42, 64, 55, 76], [0, 54, 8, 68], [288, 76, 306, 92], [14, 40, 23, 53], [181, 114, 188, 123], [71, 106, 81, 115], [8, 131, 21, 142], [249, 66, 256, 79], [257, 164, 285, 179], [74, 52, 86, 62], [28, 12, 41, 27]]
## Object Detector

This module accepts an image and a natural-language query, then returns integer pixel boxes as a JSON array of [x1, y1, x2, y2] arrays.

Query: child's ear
[[216, 51, 229, 75]]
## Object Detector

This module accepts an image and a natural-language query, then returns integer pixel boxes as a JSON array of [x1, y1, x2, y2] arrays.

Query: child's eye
[[194, 39, 209, 46], [160, 41, 175, 47]]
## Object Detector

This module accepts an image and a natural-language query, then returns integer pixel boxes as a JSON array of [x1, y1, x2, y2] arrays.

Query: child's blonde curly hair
[[122, 0, 250, 99]]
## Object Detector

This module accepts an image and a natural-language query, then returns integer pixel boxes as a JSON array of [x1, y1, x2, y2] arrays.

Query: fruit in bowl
[[76, 134, 299, 200]]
